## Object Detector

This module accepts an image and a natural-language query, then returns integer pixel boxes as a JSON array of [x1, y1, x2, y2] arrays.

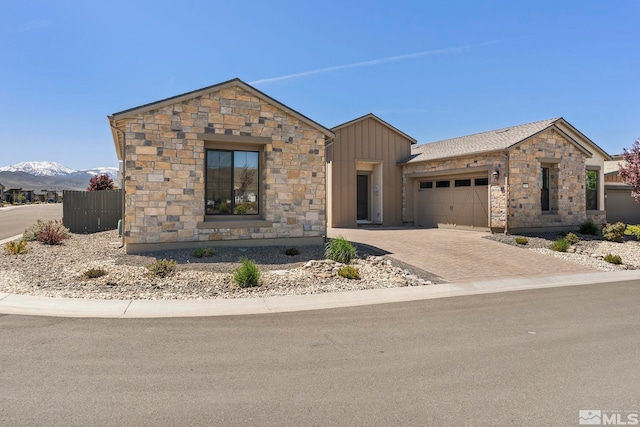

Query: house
[[108, 78, 334, 253], [326, 114, 416, 227], [0, 182, 4, 202], [3, 188, 34, 204], [108, 77, 613, 252], [401, 118, 611, 233], [604, 155, 640, 224]]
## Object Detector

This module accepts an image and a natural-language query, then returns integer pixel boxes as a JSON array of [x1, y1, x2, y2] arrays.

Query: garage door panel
[[418, 175, 488, 229], [606, 189, 640, 224]]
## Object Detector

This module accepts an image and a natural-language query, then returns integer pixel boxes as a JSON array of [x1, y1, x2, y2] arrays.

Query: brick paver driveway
[[328, 227, 597, 283]]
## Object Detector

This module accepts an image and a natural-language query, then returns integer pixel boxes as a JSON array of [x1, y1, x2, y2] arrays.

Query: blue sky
[[1, 0, 638, 170]]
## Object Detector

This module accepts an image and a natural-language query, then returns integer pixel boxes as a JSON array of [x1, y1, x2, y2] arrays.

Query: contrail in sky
[[250, 41, 500, 85]]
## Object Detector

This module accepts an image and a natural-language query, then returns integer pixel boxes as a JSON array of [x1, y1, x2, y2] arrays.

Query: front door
[[356, 174, 369, 221]]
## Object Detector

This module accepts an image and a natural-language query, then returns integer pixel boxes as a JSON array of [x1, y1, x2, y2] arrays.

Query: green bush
[[191, 247, 216, 258], [146, 259, 177, 278], [234, 204, 247, 215], [338, 265, 360, 280], [284, 247, 300, 256], [579, 220, 599, 236], [4, 240, 29, 255], [624, 225, 640, 240], [602, 222, 626, 243], [83, 268, 107, 279], [515, 237, 528, 245], [604, 254, 622, 265], [565, 232, 580, 245], [550, 238, 570, 252], [233, 258, 261, 288], [325, 237, 357, 264]]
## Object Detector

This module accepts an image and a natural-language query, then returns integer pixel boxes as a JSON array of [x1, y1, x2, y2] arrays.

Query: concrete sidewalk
[[329, 227, 597, 282], [1, 270, 638, 318]]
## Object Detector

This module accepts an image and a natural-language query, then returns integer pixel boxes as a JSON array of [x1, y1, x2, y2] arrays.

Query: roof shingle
[[403, 118, 562, 163]]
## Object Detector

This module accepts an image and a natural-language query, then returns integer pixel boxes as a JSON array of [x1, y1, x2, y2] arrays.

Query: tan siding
[[329, 116, 413, 227]]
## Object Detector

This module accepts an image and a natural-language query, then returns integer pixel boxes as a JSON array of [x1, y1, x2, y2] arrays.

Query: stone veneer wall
[[122, 85, 326, 248], [507, 128, 588, 230], [402, 153, 507, 229]]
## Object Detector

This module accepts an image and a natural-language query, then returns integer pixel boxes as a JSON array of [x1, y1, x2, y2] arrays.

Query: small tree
[[87, 174, 114, 191], [619, 137, 640, 202]]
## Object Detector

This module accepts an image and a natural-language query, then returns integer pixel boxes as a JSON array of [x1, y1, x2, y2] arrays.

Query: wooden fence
[[63, 190, 122, 233]]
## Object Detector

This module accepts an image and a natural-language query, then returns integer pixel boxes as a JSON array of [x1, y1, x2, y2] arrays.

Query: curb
[[0, 234, 24, 245], [0, 270, 639, 318]]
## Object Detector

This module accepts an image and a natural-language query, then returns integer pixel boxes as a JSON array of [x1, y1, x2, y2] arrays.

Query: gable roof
[[108, 78, 334, 159], [402, 117, 612, 164], [332, 113, 417, 144]]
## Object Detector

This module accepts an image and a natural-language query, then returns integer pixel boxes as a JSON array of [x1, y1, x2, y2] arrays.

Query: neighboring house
[[604, 155, 640, 224], [4, 188, 34, 204], [109, 78, 334, 253], [400, 118, 611, 233], [0, 182, 4, 202], [327, 114, 416, 227]]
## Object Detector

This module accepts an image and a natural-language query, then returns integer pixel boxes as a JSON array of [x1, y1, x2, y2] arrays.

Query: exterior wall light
[[492, 170, 500, 179]]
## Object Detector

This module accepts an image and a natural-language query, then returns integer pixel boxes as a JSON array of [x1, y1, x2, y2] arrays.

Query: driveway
[[328, 227, 597, 283]]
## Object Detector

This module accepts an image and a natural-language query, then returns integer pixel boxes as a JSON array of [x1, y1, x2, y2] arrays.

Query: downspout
[[323, 137, 334, 244], [109, 118, 126, 248], [504, 150, 510, 234]]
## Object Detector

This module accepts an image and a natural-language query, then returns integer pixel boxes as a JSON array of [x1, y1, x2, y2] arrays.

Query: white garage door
[[417, 175, 489, 229], [605, 187, 640, 224]]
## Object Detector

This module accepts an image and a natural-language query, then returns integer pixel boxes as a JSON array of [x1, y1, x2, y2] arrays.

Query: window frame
[[205, 148, 261, 218], [541, 166, 550, 211], [585, 169, 599, 211]]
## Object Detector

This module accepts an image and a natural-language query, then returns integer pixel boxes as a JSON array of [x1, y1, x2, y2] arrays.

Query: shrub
[[146, 259, 177, 278], [602, 222, 626, 243], [87, 173, 114, 191], [550, 238, 570, 252], [338, 265, 360, 280], [565, 232, 580, 245], [4, 240, 29, 255], [191, 247, 216, 258], [284, 247, 300, 256], [233, 258, 261, 288], [36, 220, 71, 245], [579, 220, 599, 236], [515, 237, 528, 245], [624, 225, 640, 240], [325, 237, 356, 264], [83, 268, 107, 279], [23, 219, 47, 241], [604, 254, 623, 265], [234, 204, 247, 215]]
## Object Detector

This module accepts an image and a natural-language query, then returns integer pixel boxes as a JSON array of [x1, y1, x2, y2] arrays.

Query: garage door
[[417, 176, 489, 229], [605, 187, 640, 224]]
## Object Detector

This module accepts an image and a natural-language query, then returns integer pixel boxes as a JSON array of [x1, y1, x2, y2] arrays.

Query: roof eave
[[332, 113, 417, 144], [110, 78, 334, 139]]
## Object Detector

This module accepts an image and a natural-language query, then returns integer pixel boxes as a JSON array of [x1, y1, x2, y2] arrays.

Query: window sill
[[197, 220, 273, 230], [587, 210, 605, 214]]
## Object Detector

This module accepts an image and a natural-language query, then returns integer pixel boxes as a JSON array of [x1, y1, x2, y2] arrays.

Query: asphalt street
[[0, 204, 63, 240], [1, 280, 639, 426]]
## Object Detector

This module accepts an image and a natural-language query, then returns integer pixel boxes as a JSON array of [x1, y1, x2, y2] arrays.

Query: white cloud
[[250, 41, 500, 85]]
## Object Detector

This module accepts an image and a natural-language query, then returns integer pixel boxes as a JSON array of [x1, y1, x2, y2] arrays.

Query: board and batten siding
[[327, 116, 413, 227]]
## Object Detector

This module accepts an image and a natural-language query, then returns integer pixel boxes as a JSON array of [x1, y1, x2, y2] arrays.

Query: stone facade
[[402, 128, 594, 232], [507, 128, 589, 230], [118, 83, 328, 252]]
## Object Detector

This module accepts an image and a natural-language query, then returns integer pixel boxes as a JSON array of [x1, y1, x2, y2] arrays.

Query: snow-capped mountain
[[0, 161, 77, 176], [0, 161, 118, 178], [0, 161, 120, 191]]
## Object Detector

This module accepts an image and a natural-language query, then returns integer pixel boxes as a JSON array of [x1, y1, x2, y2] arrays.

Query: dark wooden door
[[357, 174, 369, 220]]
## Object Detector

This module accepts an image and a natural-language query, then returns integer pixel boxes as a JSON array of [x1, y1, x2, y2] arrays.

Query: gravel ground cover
[[0, 231, 442, 300], [484, 231, 640, 271]]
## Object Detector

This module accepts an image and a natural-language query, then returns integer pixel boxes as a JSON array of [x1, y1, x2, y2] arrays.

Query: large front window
[[206, 149, 259, 215], [586, 169, 598, 210]]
